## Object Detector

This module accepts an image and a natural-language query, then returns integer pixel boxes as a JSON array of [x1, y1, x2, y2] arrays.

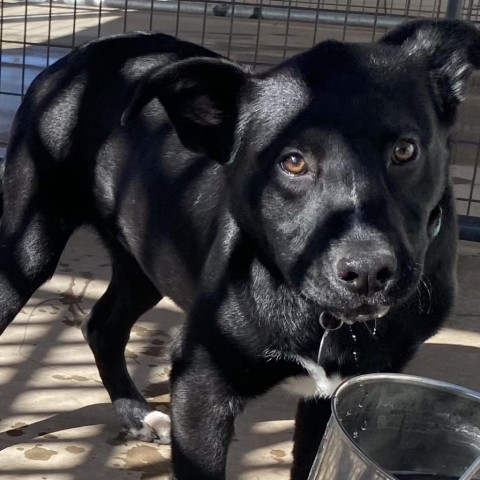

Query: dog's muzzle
[[325, 305, 390, 325]]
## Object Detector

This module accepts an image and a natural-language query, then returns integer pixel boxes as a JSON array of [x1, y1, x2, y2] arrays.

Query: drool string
[[349, 325, 359, 370], [317, 312, 343, 365]]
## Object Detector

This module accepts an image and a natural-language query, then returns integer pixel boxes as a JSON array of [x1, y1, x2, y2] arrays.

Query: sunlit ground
[[0, 229, 298, 479], [0, 229, 479, 480]]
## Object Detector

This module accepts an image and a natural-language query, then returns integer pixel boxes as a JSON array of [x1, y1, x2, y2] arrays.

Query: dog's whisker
[[420, 276, 433, 314], [413, 274, 433, 316], [416, 283, 424, 314]]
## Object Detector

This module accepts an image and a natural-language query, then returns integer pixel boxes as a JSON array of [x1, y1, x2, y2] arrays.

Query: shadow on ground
[[0, 231, 479, 480]]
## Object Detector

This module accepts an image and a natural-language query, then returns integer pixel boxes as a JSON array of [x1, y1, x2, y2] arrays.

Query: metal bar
[[466, 140, 480, 216], [342, 0, 352, 40], [0, 91, 24, 97], [252, 0, 264, 68], [465, 0, 474, 21], [311, 0, 322, 45], [123, 0, 128, 32], [226, 1, 236, 57], [21, 0, 28, 96], [149, 0, 154, 30], [371, 0, 381, 41], [452, 138, 480, 147], [0, 0, 4, 95], [200, 0, 208, 46], [282, 0, 294, 59], [72, 0, 78, 47], [446, 0, 462, 19], [97, 0, 103, 37], [37, 0, 410, 28], [46, 0, 53, 65], [175, 0, 181, 36], [434, 0, 441, 19], [419, 0, 424, 14], [459, 215, 480, 242]]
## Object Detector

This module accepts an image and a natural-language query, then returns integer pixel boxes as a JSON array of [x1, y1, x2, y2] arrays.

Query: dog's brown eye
[[280, 153, 308, 175], [392, 139, 418, 164]]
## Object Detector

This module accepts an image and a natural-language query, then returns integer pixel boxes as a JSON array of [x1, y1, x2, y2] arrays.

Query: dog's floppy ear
[[380, 20, 480, 123], [122, 57, 248, 163]]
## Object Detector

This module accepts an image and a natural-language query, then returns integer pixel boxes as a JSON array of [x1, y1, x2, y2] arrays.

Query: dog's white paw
[[129, 411, 171, 444]]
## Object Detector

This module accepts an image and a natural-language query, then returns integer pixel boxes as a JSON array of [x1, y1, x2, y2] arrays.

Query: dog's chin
[[327, 305, 391, 325], [299, 288, 393, 324]]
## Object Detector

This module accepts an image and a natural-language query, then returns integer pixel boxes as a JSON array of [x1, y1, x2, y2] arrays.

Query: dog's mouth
[[326, 305, 391, 325]]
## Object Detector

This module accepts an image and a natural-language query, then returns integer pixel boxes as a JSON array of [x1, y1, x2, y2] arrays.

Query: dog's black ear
[[380, 20, 480, 123], [122, 57, 248, 163]]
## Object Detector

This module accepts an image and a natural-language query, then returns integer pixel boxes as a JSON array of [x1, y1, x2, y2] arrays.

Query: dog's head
[[124, 20, 479, 323]]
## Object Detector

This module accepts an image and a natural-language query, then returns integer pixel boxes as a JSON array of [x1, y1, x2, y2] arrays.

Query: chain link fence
[[1, 0, 479, 238]]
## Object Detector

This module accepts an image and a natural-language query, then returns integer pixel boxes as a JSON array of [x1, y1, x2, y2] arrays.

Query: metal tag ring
[[319, 311, 343, 331]]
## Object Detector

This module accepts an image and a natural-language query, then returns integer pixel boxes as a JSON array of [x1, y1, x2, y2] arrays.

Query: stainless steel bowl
[[308, 374, 480, 480]]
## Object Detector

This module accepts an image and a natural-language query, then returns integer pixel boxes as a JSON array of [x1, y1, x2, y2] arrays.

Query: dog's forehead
[[243, 73, 310, 144], [300, 40, 422, 85], [262, 41, 423, 103], [243, 42, 429, 150]]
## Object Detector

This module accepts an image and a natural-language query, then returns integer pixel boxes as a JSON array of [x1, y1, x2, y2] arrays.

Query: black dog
[[0, 19, 477, 479]]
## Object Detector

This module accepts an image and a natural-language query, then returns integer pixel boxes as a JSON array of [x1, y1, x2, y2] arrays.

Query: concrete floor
[[0, 229, 479, 480]]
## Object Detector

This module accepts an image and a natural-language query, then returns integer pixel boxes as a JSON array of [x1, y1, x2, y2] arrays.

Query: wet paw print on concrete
[[125, 348, 140, 364], [115, 444, 170, 478], [132, 325, 171, 341], [270, 448, 288, 463], [15, 442, 86, 461], [5, 422, 27, 437], [142, 380, 170, 404], [24, 444, 58, 461], [65, 446, 86, 454], [37, 305, 61, 314], [126, 340, 168, 362], [50, 374, 102, 386], [60, 274, 93, 328], [58, 261, 73, 273], [52, 374, 90, 382], [141, 344, 166, 358]]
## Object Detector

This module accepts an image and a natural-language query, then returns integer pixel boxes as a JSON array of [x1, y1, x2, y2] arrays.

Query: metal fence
[[1, 0, 479, 238]]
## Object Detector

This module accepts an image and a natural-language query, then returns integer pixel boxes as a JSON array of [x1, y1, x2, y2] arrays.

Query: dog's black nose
[[336, 251, 397, 296]]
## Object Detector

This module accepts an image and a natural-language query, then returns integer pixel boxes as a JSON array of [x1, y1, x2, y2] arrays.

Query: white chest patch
[[280, 357, 344, 399]]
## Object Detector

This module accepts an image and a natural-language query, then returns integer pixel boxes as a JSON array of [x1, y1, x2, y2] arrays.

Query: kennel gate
[[0, 0, 479, 239]]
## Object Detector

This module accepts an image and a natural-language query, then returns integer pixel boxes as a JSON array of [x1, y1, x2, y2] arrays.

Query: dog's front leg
[[170, 345, 244, 480], [290, 398, 332, 480]]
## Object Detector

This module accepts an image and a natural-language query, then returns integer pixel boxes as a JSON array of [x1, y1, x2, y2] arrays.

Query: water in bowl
[[393, 473, 458, 480]]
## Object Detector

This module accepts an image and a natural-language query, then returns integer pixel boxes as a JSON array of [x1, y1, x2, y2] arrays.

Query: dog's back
[[5, 33, 226, 307]]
